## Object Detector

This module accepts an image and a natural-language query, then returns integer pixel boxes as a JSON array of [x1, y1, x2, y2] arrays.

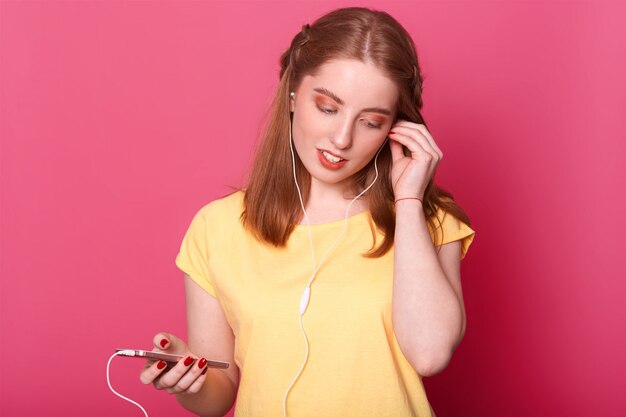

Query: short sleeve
[[175, 208, 218, 298], [429, 207, 476, 260]]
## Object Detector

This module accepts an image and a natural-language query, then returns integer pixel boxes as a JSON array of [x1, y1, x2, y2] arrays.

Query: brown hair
[[239, 6, 471, 257]]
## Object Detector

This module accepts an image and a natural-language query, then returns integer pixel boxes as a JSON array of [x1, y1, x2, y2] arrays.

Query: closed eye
[[318, 106, 336, 114], [364, 119, 382, 129], [318, 107, 381, 129]]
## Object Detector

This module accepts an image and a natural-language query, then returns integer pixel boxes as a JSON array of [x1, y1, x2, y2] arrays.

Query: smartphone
[[116, 348, 229, 369]]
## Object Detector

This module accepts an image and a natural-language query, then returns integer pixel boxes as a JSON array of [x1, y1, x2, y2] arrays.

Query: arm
[[392, 200, 466, 377], [175, 274, 240, 417]]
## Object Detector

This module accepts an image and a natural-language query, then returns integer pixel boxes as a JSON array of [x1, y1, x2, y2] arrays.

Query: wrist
[[394, 197, 423, 205]]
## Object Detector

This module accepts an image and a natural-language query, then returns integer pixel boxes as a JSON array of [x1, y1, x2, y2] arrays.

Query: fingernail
[[389, 131, 396, 134], [160, 338, 169, 348], [183, 356, 194, 366], [201, 367, 208, 375], [157, 360, 167, 370], [198, 358, 207, 369]]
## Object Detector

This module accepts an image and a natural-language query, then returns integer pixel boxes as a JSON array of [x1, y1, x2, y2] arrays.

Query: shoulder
[[187, 189, 246, 236], [196, 189, 245, 219], [427, 205, 476, 260]]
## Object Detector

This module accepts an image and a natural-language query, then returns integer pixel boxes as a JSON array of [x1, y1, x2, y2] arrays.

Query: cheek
[[293, 107, 317, 139], [290, 116, 314, 160], [359, 139, 388, 161], [294, 112, 331, 149], [367, 133, 387, 155]]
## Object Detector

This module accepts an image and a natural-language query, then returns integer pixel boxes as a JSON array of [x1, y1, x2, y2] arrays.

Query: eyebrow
[[313, 87, 393, 116]]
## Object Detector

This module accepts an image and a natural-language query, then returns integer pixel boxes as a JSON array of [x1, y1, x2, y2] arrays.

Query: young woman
[[140, 6, 475, 417]]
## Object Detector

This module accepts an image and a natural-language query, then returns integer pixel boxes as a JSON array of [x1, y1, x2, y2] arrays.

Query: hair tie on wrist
[[394, 197, 423, 204]]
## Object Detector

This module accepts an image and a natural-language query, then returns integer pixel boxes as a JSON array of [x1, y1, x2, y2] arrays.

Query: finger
[[140, 360, 168, 385], [141, 357, 157, 372], [413, 124, 443, 159], [153, 332, 187, 354], [153, 333, 172, 351], [389, 127, 438, 164], [394, 121, 443, 159], [186, 365, 210, 394], [388, 130, 429, 159], [167, 357, 209, 394], [155, 355, 197, 391]]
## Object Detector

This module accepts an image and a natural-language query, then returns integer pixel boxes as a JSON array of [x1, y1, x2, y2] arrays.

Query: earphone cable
[[107, 351, 149, 417], [284, 105, 387, 417], [289, 111, 317, 274]]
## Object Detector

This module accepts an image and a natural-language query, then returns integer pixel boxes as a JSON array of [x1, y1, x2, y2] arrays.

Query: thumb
[[153, 332, 188, 354]]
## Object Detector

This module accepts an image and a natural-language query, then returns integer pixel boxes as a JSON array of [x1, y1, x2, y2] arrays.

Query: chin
[[312, 170, 354, 186]]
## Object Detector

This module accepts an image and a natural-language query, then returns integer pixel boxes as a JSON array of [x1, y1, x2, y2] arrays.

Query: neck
[[304, 178, 368, 214]]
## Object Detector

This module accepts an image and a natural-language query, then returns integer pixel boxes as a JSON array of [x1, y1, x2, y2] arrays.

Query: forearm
[[176, 368, 237, 417], [392, 199, 464, 376]]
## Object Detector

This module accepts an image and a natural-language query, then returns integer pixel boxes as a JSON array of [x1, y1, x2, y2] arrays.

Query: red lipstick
[[317, 149, 348, 170]]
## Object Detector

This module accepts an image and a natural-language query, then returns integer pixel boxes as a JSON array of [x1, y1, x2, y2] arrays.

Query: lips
[[317, 149, 348, 170], [318, 149, 347, 162]]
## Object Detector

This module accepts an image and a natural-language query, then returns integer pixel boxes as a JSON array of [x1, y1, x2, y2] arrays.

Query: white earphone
[[106, 92, 389, 417], [283, 91, 387, 417]]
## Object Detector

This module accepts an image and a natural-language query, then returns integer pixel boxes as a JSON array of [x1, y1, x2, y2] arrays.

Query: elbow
[[421, 327, 466, 377], [416, 351, 453, 378]]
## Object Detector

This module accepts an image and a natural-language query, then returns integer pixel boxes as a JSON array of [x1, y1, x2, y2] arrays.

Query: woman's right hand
[[139, 332, 210, 395]]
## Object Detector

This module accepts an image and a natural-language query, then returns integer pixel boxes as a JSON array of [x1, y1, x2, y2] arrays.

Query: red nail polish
[[201, 367, 208, 375], [157, 360, 166, 370], [184, 356, 194, 366], [198, 358, 207, 368], [160, 338, 169, 348]]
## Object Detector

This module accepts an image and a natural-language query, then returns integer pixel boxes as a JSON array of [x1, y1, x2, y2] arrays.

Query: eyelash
[[317, 107, 382, 129]]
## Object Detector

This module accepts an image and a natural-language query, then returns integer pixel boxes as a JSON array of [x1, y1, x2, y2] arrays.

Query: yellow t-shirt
[[175, 190, 476, 417]]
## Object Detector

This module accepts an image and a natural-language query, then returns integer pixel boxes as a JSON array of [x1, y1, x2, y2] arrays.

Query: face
[[289, 58, 399, 196]]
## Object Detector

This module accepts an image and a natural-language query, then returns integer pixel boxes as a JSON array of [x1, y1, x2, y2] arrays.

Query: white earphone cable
[[106, 105, 388, 417], [107, 351, 149, 417], [283, 103, 387, 417], [289, 111, 317, 274]]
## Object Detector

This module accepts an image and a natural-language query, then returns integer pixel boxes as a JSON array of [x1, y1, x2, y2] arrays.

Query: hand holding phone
[[136, 333, 225, 395]]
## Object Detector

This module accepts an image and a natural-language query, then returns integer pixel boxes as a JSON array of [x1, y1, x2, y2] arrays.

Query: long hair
[[240, 6, 471, 257]]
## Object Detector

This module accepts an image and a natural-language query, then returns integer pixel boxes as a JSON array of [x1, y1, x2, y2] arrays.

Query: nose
[[331, 119, 353, 150]]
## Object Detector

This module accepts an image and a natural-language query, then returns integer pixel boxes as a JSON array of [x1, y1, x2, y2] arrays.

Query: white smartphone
[[116, 348, 229, 369]]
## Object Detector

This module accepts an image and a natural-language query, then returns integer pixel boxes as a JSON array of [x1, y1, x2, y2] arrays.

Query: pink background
[[2, 1, 625, 416]]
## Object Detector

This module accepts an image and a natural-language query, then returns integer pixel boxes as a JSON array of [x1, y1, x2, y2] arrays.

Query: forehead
[[303, 59, 398, 108]]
